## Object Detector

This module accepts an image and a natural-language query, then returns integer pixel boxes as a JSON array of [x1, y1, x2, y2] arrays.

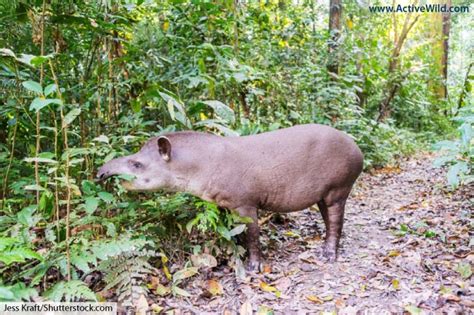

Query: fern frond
[[44, 280, 96, 302]]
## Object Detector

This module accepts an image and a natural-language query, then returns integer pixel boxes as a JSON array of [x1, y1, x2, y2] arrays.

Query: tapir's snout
[[96, 159, 121, 183], [96, 166, 112, 182]]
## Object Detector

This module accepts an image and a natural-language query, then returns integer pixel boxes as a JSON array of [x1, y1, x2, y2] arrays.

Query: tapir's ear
[[157, 136, 171, 162]]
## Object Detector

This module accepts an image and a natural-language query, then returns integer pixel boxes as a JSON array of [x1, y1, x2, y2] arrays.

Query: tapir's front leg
[[236, 206, 260, 271]]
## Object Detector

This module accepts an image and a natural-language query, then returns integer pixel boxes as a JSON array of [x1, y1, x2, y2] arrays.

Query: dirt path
[[163, 154, 473, 314]]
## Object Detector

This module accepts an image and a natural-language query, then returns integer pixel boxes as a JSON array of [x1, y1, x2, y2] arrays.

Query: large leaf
[[24, 157, 58, 164], [159, 91, 191, 128], [83, 197, 99, 214], [0, 248, 43, 265], [172, 267, 199, 283], [201, 100, 235, 124], [194, 120, 239, 136], [447, 161, 468, 187], [22, 80, 42, 94], [29, 98, 62, 112], [63, 108, 81, 127]]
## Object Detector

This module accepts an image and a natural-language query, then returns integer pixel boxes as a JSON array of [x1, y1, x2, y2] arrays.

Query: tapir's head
[[97, 136, 173, 191]]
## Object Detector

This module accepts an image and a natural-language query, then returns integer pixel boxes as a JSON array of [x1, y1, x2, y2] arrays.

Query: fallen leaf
[[240, 300, 252, 315], [155, 283, 171, 296], [257, 305, 274, 315], [262, 264, 272, 273], [134, 294, 149, 315], [388, 250, 400, 257], [163, 265, 172, 281], [306, 295, 323, 304], [444, 294, 461, 302], [335, 298, 345, 308], [191, 253, 218, 268], [207, 279, 223, 296], [151, 304, 163, 314], [392, 279, 400, 290], [173, 267, 199, 282], [283, 230, 300, 238], [405, 305, 422, 315], [259, 282, 281, 298], [454, 262, 472, 279]]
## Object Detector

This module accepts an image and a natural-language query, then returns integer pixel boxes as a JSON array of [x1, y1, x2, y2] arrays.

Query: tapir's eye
[[129, 160, 143, 169]]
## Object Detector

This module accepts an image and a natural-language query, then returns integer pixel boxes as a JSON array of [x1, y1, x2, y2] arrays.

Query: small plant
[[99, 249, 160, 307], [433, 105, 474, 188]]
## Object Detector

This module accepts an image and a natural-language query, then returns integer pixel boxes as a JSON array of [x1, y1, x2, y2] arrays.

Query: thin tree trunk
[[441, 0, 452, 99], [457, 60, 473, 110], [328, 0, 342, 76], [378, 11, 419, 122]]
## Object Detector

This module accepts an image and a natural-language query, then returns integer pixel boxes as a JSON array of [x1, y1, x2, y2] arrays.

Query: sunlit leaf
[[63, 108, 81, 127], [22, 80, 42, 94], [29, 98, 62, 112]]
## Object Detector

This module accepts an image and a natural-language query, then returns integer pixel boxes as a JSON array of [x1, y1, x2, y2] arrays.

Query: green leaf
[[447, 162, 468, 188], [405, 305, 422, 315], [24, 184, 46, 191], [172, 267, 199, 283], [24, 157, 58, 164], [0, 287, 15, 301], [186, 217, 199, 234], [202, 100, 235, 123], [0, 237, 17, 251], [172, 286, 191, 297], [194, 120, 239, 136], [228, 224, 246, 237], [29, 98, 62, 112], [17, 205, 37, 226], [44, 280, 96, 302], [0, 248, 43, 265], [44, 84, 57, 96], [455, 262, 472, 279], [98, 192, 114, 203], [159, 91, 190, 128], [217, 226, 231, 240], [63, 108, 81, 127], [30, 55, 50, 67], [83, 197, 99, 214], [22, 80, 42, 94]]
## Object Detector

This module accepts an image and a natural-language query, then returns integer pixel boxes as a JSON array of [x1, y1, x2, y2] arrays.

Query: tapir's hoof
[[322, 247, 337, 263]]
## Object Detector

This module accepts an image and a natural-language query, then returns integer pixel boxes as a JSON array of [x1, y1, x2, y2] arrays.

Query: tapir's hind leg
[[317, 201, 329, 229], [318, 198, 346, 262]]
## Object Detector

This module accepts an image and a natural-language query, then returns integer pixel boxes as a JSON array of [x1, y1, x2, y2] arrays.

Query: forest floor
[[159, 153, 473, 314]]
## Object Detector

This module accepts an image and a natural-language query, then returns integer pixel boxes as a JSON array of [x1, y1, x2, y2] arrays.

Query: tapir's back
[[226, 124, 363, 211]]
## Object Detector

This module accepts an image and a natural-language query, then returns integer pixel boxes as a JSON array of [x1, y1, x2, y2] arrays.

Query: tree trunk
[[378, 11, 419, 122], [441, 0, 452, 99], [328, 0, 341, 76], [428, 0, 451, 100], [457, 60, 473, 110]]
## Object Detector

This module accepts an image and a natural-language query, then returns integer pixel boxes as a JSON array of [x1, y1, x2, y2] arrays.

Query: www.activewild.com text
[[369, 4, 470, 13]]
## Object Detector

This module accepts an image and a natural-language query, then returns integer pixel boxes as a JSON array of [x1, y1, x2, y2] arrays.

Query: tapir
[[97, 124, 363, 270]]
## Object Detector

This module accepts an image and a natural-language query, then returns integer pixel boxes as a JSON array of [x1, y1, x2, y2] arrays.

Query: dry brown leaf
[[191, 253, 217, 268], [262, 264, 272, 273], [207, 279, 223, 296]]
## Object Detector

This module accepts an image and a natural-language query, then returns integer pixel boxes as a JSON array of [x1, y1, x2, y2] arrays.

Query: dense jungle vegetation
[[0, 0, 472, 311]]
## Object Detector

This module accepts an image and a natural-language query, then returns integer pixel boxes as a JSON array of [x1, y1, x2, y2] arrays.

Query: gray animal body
[[97, 124, 363, 270]]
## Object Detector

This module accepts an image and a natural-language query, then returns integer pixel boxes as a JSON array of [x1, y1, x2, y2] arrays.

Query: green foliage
[[44, 280, 96, 302], [99, 249, 159, 306], [0, 0, 471, 307], [434, 105, 474, 188]]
